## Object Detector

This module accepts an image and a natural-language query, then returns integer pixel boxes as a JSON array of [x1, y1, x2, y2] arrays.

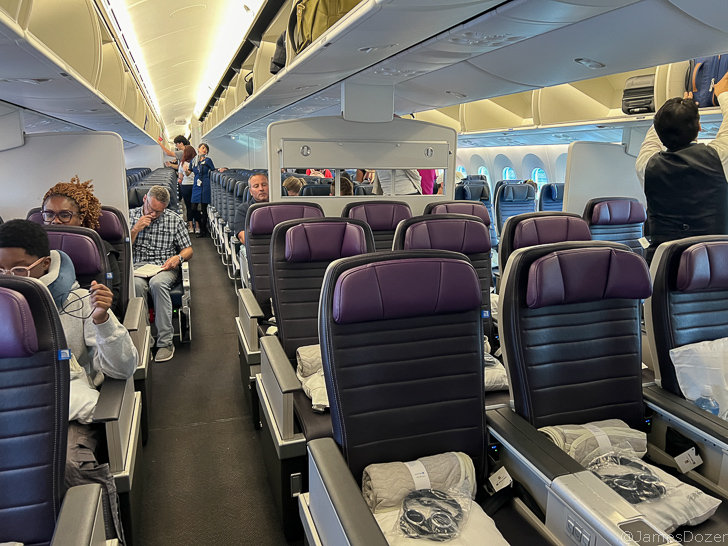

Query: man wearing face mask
[[130, 185, 193, 362], [0, 219, 137, 541]]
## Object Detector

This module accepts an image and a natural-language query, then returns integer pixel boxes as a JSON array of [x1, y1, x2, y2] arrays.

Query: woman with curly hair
[[41, 176, 122, 315]]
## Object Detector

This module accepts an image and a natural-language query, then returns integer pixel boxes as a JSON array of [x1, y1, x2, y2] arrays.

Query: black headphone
[[399, 489, 464, 542], [590, 455, 666, 505]]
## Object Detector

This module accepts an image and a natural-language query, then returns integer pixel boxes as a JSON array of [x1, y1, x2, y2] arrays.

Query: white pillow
[[669, 337, 728, 414]]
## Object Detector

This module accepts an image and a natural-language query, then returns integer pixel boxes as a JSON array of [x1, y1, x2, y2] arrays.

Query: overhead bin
[[26, 0, 103, 87], [122, 72, 137, 121], [252, 40, 277, 95], [461, 91, 536, 132], [0, 0, 31, 28], [99, 43, 126, 109], [413, 106, 462, 132]]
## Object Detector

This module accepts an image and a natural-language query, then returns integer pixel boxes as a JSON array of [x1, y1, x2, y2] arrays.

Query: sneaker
[[155, 345, 175, 362]]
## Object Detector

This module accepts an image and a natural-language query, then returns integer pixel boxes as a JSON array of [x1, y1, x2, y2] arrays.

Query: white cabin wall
[[124, 144, 165, 170], [457, 144, 569, 185], [0, 132, 128, 222], [563, 141, 646, 216], [204, 135, 268, 170]]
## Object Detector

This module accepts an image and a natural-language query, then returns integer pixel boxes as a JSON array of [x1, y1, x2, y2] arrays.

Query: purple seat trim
[[513, 217, 591, 250], [285, 222, 368, 262], [591, 200, 646, 226], [0, 287, 38, 357], [347, 203, 411, 231], [46, 232, 103, 276], [333, 258, 481, 324], [429, 203, 491, 226], [248, 205, 324, 235], [677, 241, 728, 292], [96, 210, 124, 240], [527, 248, 651, 309], [404, 219, 491, 254]]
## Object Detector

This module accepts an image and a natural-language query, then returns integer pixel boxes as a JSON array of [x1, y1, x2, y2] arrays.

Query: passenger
[[0, 219, 137, 540], [307, 168, 332, 178], [234, 173, 269, 244], [191, 143, 215, 238], [637, 82, 728, 262], [330, 177, 354, 196], [418, 168, 436, 195], [42, 176, 123, 316], [179, 145, 196, 233], [283, 176, 305, 196], [355, 168, 366, 183], [217, 167, 229, 172], [524, 179, 538, 192], [130, 186, 193, 362], [373, 168, 422, 195], [158, 135, 189, 168]]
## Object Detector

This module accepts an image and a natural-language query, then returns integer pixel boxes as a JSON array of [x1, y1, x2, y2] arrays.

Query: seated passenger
[[41, 176, 122, 316], [307, 168, 332, 178], [330, 177, 354, 196], [234, 173, 269, 243], [130, 186, 193, 362], [283, 176, 305, 196], [0, 219, 137, 540]]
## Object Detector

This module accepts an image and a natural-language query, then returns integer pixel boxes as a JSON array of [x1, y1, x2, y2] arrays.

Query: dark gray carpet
[[139, 235, 303, 545]]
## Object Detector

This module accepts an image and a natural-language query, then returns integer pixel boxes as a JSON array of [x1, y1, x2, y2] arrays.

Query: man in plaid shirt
[[130, 185, 193, 362]]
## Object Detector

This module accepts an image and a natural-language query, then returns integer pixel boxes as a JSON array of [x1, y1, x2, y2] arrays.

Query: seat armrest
[[240, 288, 264, 319], [487, 407, 584, 481], [122, 296, 145, 332], [51, 484, 106, 546], [307, 438, 388, 546], [644, 385, 728, 445], [259, 335, 302, 441], [92, 378, 127, 423], [261, 335, 301, 394]]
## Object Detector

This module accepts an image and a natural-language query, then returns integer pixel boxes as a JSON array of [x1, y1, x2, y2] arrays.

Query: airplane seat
[[341, 201, 412, 251], [300, 184, 331, 197], [493, 183, 536, 236], [301, 251, 554, 546], [392, 213, 495, 369], [354, 184, 373, 195], [127, 186, 146, 209], [0, 277, 110, 546], [464, 174, 488, 184], [583, 197, 646, 256], [129, 183, 179, 210], [454, 184, 471, 200], [0, 215, 3, 224], [538, 183, 564, 212], [237, 202, 324, 431], [646, 236, 728, 397], [425, 199, 498, 251], [493, 179, 523, 197]]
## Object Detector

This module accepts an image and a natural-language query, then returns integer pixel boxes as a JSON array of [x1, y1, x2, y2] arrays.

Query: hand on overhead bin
[[713, 72, 728, 100], [89, 281, 113, 325]]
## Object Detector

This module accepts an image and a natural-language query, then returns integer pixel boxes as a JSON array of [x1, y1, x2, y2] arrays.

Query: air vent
[[0, 78, 52, 84]]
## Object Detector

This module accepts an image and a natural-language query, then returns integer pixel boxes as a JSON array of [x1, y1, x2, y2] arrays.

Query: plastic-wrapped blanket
[[539, 419, 647, 466], [362, 452, 476, 513], [296, 344, 329, 412], [670, 336, 728, 414], [484, 353, 508, 392]]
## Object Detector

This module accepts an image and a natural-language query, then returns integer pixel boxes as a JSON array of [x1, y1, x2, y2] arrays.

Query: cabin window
[[456, 165, 467, 177], [503, 167, 516, 180], [532, 167, 548, 188], [477, 166, 489, 180]]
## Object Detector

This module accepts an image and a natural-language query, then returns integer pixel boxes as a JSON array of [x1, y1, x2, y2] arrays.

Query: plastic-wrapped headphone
[[589, 455, 666, 505], [399, 489, 464, 542]]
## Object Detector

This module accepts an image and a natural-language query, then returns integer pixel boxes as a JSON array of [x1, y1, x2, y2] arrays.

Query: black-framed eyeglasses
[[41, 209, 78, 223], [0, 256, 48, 277]]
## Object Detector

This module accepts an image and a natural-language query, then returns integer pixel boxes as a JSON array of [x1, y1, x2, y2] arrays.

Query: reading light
[[574, 58, 606, 69]]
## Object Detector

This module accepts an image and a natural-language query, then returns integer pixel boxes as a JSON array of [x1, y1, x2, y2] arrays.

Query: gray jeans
[[134, 268, 180, 348], [66, 421, 124, 543]]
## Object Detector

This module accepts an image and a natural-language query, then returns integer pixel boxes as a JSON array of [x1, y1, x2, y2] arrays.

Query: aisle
[[138, 235, 302, 545]]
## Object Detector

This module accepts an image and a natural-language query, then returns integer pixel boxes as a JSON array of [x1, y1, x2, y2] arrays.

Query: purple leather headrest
[[27, 211, 43, 225], [96, 210, 124, 241], [347, 203, 411, 231], [591, 200, 646, 225], [527, 248, 651, 308], [404, 219, 491, 254], [429, 203, 491, 226], [502, 185, 534, 202], [333, 258, 481, 324], [0, 287, 38, 357], [513, 217, 591, 250], [285, 222, 368, 262], [249, 205, 324, 235], [677, 241, 728, 292], [47, 232, 103, 276]]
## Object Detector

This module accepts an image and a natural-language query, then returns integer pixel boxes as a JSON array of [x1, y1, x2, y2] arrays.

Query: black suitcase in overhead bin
[[622, 74, 655, 114]]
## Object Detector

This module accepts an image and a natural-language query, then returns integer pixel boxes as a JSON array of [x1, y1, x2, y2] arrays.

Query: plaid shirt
[[129, 207, 191, 266]]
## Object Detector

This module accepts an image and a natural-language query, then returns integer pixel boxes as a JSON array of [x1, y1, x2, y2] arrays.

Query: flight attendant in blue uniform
[[191, 142, 215, 238]]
